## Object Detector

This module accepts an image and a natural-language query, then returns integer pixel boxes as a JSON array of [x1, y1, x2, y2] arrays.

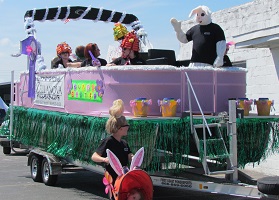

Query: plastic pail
[[130, 98, 151, 117], [237, 98, 253, 116], [158, 98, 179, 117], [256, 98, 272, 116]]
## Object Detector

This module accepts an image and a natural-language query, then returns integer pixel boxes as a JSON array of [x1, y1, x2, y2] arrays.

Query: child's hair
[[106, 99, 126, 134], [109, 99, 124, 117], [127, 188, 144, 200], [75, 45, 85, 58]]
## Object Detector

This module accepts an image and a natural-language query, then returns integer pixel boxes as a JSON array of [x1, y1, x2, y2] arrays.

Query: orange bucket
[[237, 98, 253, 116], [130, 98, 152, 117], [158, 98, 180, 117], [255, 98, 273, 116]]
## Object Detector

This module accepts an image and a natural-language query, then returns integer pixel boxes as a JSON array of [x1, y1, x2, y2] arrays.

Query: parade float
[[1, 5, 279, 199]]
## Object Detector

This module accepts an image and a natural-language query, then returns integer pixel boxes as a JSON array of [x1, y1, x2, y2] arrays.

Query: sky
[[0, 0, 253, 83]]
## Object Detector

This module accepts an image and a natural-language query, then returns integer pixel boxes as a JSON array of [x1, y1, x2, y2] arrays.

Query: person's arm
[[52, 60, 59, 69], [106, 63, 116, 66], [128, 153, 134, 162], [99, 58, 107, 66], [67, 62, 81, 68], [213, 40, 226, 67], [91, 152, 109, 164], [170, 18, 188, 43], [106, 57, 121, 66]]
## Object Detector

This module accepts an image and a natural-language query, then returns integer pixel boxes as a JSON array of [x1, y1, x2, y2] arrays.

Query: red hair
[[84, 43, 98, 59]]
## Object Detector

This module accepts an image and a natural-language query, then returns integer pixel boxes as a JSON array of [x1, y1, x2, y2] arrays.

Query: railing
[[185, 71, 213, 144], [184, 72, 237, 181]]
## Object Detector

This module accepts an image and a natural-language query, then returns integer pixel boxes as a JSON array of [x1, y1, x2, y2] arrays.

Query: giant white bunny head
[[189, 5, 212, 25]]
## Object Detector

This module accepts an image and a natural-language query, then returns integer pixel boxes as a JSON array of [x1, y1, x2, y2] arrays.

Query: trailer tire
[[42, 158, 58, 186], [30, 155, 43, 182], [257, 176, 279, 195], [3, 146, 11, 154]]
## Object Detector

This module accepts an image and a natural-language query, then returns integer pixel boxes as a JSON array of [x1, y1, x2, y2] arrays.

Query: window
[[232, 61, 246, 68]]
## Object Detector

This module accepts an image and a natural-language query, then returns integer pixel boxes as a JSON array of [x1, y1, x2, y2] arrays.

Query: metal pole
[[228, 99, 238, 183], [9, 71, 15, 149], [187, 73, 193, 134], [203, 119, 208, 174]]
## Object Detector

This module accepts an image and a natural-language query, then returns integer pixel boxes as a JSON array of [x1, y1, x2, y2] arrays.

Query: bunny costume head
[[189, 5, 212, 25]]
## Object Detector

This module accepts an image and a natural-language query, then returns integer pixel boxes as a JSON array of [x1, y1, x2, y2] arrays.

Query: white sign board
[[34, 74, 65, 108]]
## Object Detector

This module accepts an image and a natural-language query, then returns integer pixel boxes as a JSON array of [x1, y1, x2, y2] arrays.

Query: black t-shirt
[[111, 56, 146, 65], [52, 58, 72, 68], [223, 55, 232, 67], [81, 58, 107, 67], [95, 136, 132, 182], [186, 23, 225, 65]]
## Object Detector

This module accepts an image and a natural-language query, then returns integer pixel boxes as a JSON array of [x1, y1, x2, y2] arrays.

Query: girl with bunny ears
[[91, 99, 133, 185], [92, 99, 153, 200]]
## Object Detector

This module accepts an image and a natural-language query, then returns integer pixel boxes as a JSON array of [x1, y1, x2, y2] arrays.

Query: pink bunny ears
[[106, 147, 144, 177]]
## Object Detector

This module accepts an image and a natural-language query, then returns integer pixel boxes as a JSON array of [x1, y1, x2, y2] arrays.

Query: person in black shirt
[[91, 99, 133, 184], [51, 42, 81, 69], [171, 5, 226, 67], [81, 43, 107, 67], [52, 42, 73, 69], [107, 31, 146, 66]]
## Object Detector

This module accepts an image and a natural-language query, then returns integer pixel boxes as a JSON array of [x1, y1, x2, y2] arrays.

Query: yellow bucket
[[237, 98, 253, 116], [130, 98, 152, 117], [158, 98, 180, 117], [255, 98, 273, 116]]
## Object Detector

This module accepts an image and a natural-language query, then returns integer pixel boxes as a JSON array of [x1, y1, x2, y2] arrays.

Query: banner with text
[[68, 79, 104, 103], [34, 74, 65, 108]]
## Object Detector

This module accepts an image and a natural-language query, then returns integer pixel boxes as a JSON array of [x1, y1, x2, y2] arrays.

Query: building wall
[[177, 0, 279, 176]]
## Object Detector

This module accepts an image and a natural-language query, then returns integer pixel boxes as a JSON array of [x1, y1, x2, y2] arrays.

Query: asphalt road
[[0, 148, 271, 200]]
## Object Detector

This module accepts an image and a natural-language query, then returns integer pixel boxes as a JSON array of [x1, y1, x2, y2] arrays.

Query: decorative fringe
[[0, 110, 10, 137], [3, 106, 279, 173], [0, 121, 9, 136], [199, 139, 230, 160], [235, 118, 279, 167]]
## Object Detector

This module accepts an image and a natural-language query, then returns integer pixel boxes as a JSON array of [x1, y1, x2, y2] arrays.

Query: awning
[[24, 6, 138, 25], [233, 26, 279, 49]]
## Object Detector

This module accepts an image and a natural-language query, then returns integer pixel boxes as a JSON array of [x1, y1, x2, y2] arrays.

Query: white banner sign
[[34, 74, 65, 108]]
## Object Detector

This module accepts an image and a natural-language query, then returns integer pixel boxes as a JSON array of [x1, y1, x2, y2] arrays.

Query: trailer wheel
[[30, 155, 43, 182], [42, 158, 58, 186], [3, 146, 11, 154], [257, 176, 279, 195]]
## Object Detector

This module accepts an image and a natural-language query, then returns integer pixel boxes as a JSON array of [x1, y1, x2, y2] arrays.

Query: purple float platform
[[14, 65, 246, 116]]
